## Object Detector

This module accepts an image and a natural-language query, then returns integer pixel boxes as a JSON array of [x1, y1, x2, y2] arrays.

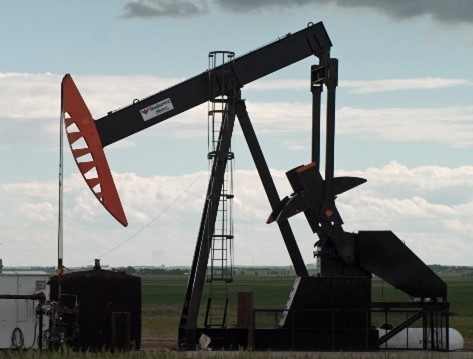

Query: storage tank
[[379, 327, 463, 350], [0, 270, 50, 349], [49, 262, 141, 351]]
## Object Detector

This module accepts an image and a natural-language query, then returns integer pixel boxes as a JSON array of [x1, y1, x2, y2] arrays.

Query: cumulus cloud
[[241, 102, 473, 148], [1, 72, 472, 155], [338, 106, 473, 147], [245, 79, 308, 91], [335, 162, 473, 264], [246, 78, 473, 94], [120, 0, 207, 19], [1, 162, 472, 266], [0, 73, 188, 148], [0, 72, 185, 120], [16, 202, 56, 223], [0, 72, 60, 120], [341, 78, 473, 94], [1, 72, 472, 156]]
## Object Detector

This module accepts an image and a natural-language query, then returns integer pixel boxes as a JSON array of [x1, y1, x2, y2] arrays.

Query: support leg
[[236, 101, 308, 277], [311, 65, 323, 166], [179, 103, 237, 349], [324, 58, 338, 201]]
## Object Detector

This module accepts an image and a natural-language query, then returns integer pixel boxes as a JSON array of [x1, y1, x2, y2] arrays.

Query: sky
[[0, 0, 472, 269]]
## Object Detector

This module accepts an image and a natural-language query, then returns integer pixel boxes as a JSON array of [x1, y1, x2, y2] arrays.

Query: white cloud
[[336, 162, 473, 264], [16, 202, 56, 222], [338, 161, 473, 191], [337, 106, 473, 147], [0, 72, 60, 120], [245, 79, 307, 91], [3, 72, 471, 120], [242, 101, 311, 133], [0, 72, 184, 120], [2, 72, 472, 148], [245, 77, 473, 94], [1, 162, 472, 267], [240, 102, 473, 148], [341, 78, 472, 94]]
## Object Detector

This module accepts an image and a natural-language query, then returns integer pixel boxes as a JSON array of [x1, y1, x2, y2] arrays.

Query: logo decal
[[140, 98, 174, 121]]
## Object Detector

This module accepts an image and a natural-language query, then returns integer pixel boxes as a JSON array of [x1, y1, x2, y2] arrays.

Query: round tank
[[49, 265, 141, 351]]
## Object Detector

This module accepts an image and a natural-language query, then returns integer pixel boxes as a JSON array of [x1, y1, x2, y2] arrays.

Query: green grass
[[141, 275, 295, 337], [443, 276, 473, 340], [141, 275, 294, 308], [141, 274, 473, 345], [142, 276, 189, 306]]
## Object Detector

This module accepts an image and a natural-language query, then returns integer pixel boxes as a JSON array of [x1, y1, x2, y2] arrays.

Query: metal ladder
[[204, 51, 235, 328]]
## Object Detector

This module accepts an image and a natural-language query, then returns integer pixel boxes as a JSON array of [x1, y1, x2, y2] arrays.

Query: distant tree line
[[125, 266, 297, 276], [126, 266, 189, 275], [4, 264, 472, 276]]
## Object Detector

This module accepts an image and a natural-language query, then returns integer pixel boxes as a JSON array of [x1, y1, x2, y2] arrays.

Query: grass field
[[141, 274, 473, 349], [141, 274, 295, 339]]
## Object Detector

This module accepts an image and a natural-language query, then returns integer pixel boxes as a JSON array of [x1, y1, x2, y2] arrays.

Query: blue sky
[[0, 1, 472, 268]]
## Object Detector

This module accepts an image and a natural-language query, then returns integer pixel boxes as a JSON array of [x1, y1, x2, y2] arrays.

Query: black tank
[[49, 264, 141, 351]]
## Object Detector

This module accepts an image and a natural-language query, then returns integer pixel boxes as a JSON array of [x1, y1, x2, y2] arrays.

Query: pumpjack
[[61, 21, 450, 351]]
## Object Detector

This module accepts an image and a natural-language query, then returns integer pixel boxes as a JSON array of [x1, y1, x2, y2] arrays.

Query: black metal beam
[[236, 101, 308, 277], [323, 58, 338, 202], [378, 311, 424, 345], [358, 231, 447, 299], [95, 22, 331, 147], [311, 64, 323, 166]]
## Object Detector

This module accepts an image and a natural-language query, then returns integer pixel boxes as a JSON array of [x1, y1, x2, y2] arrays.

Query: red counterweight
[[61, 74, 128, 226]]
